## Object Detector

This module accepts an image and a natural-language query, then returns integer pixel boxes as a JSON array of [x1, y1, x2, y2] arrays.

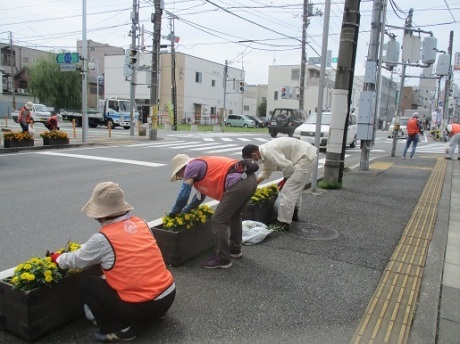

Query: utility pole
[[149, 0, 163, 140], [129, 0, 138, 136], [9, 31, 16, 110], [170, 16, 177, 131], [391, 8, 413, 157], [323, 0, 361, 183], [82, 0, 88, 143], [222, 60, 228, 133], [358, 0, 384, 171], [441, 30, 454, 141], [299, 0, 309, 110]]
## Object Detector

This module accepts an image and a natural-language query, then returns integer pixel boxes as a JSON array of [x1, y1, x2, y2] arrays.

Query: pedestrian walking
[[445, 123, 460, 160], [402, 113, 423, 160], [169, 154, 258, 269], [18, 101, 33, 132], [242, 137, 318, 231], [50, 182, 175, 343]]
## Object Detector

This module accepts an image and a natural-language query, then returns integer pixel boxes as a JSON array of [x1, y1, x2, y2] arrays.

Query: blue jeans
[[403, 134, 419, 158]]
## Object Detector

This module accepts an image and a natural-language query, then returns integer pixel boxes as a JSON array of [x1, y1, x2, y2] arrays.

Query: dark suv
[[267, 108, 308, 137]]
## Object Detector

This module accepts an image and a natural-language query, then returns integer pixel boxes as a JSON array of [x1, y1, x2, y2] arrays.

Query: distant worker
[[44, 114, 60, 131], [402, 113, 422, 160], [18, 101, 33, 132], [242, 137, 318, 231], [445, 123, 460, 160]]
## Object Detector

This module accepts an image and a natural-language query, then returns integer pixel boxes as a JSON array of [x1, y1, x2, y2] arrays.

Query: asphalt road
[[0, 127, 445, 272]]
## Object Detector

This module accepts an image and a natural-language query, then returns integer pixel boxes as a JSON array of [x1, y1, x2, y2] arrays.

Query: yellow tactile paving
[[351, 158, 447, 344], [370, 162, 394, 170]]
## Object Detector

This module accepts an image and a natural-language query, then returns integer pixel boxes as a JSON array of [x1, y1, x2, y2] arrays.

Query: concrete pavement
[[0, 131, 459, 343]]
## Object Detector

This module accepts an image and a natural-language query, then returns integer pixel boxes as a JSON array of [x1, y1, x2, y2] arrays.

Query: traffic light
[[281, 87, 287, 99], [239, 81, 245, 93], [129, 48, 138, 67]]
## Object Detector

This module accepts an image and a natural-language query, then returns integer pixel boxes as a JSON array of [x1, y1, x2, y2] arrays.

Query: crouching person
[[51, 182, 175, 343]]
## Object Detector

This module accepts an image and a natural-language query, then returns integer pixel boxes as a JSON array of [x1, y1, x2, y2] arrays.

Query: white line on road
[[190, 144, 238, 151], [221, 138, 233, 141], [36, 151, 165, 167]]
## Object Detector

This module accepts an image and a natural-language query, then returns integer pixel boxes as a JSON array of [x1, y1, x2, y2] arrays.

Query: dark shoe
[[229, 249, 243, 259], [268, 220, 290, 231], [292, 208, 299, 222], [445, 157, 452, 160], [93, 326, 136, 342], [201, 255, 232, 269]]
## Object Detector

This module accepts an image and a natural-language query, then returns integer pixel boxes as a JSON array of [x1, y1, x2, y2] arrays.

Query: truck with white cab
[[62, 97, 139, 129]]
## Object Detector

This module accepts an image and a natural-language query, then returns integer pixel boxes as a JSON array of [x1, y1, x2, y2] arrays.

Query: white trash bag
[[242, 220, 273, 245], [28, 127, 35, 138]]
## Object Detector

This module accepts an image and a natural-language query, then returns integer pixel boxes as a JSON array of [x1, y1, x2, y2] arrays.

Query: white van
[[12, 104, 52, 124]]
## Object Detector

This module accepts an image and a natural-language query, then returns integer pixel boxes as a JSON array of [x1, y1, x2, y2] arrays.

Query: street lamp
[[88, 57, 99, 109]]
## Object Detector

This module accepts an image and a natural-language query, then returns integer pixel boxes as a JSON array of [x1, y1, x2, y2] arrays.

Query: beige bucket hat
[[25, 102, 33, 110], [82, 182, 133, 219], [170, 154, 191, 182]]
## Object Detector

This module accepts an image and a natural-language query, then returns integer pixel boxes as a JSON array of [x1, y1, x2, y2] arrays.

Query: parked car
[[293, 112, 358, 150], [224, 114, 256, 128], [388, 117, 409, 139], [246, 115, 266, 128], [267, 108, 308, 137]]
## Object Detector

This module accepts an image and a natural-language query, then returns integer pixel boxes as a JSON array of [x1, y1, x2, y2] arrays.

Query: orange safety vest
[[407, 118, 421, 137], [193, 156, 238, 201], [18, 107, 31, 123], [100, 216, 173, 302], [450, 123, 460, 136]]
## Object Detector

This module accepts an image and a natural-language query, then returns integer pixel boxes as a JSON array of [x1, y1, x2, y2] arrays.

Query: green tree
[[257, 98, 267, 117], [28, 54, 81, 111]]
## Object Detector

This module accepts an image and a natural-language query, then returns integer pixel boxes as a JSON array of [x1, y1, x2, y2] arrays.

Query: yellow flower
[[23, 263, 32, 270], [45, 275, 53, 282], [44, 270, 52, 276]]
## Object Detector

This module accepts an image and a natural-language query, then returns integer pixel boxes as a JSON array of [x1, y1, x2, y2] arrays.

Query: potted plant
[[3, 131, 34, 148], [40, 130, 69, 145], [0, 242, 101, 341], [151, 205, 215, 266], [242, 184, 279, 225]]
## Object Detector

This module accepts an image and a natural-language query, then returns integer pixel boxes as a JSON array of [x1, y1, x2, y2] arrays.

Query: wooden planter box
[[4, 139, 34, 148], [151, 221, 215, 267], [43, 138, 69, 145], [0, 265, 101, 342], [242, 196, 277, 225]]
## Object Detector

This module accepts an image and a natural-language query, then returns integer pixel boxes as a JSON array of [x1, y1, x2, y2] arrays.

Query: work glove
[[50, 252, 62, 264], [278, 178, 287, 191]]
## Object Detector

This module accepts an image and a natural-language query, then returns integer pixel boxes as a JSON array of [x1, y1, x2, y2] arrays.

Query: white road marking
[[190, 144, 238, 151], [203, 138, 215, 141], [221, 138, 233, 141], [36, 151, 165, 167], [169, 142, 223, 149]]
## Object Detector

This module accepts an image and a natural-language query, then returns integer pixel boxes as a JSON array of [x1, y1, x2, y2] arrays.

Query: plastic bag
[[28, 127, 35, 138], [445, 143, 450, 154], [242, 220, 273, 245]]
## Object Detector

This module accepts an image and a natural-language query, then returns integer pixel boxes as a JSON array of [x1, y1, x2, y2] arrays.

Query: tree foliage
[[28, 54, 81, 111], [257, 98, 267, 117]]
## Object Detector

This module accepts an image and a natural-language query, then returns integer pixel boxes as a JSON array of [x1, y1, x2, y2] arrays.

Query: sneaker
[[229, 249, 243, 259], [93, 326, 136, 342], [292, 208, 299, 222], [201, 255, 232, 269], [268, 220, 290, 231]]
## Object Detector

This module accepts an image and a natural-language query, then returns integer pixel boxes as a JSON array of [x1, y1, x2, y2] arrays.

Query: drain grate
[[291, 222, 339, 240]]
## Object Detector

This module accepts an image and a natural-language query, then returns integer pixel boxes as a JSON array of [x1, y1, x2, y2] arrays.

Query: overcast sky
[[1, 0, 459, 87]]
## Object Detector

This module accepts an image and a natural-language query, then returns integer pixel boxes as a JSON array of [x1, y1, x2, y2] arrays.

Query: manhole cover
[[291, 222, 339, 240]]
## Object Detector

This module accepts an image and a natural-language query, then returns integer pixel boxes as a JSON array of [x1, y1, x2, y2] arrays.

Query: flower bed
[[242, 184, 279, 225], [3, 131, 34, 148], [0, 242, 101, 341], [40, 131, 69, 145], [151, 205, 215, 266]]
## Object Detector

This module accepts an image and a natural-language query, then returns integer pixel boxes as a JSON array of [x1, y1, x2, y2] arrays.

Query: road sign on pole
[[56, 52, 79, 64], [60, 64, 77, 72]]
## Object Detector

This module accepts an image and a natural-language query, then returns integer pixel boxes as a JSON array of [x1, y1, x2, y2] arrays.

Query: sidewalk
[[0, 137, 458, 343]]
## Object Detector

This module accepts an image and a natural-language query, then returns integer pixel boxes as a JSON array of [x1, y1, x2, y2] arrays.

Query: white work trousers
[[448, 133, 460, 159], [277, 156, 316, 224]]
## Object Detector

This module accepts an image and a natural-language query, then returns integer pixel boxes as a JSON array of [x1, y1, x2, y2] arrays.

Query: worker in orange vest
[[18, 101, 33, 132], [44, 114, 59, 131], [445, 123, 460, 160], [402, 113, 423, 160]]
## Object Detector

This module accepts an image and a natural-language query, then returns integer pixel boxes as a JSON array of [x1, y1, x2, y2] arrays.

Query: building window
[[291, 69, 300, 80], [23, 57, 29, 63], [274, 91, 278, 100], [195, 72, 202, 83], [211, 79, 215, 87], [244, 105, 249, 111]]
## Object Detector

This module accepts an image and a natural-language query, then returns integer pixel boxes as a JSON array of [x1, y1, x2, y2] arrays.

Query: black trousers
[[80, 276, 176, 334]]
